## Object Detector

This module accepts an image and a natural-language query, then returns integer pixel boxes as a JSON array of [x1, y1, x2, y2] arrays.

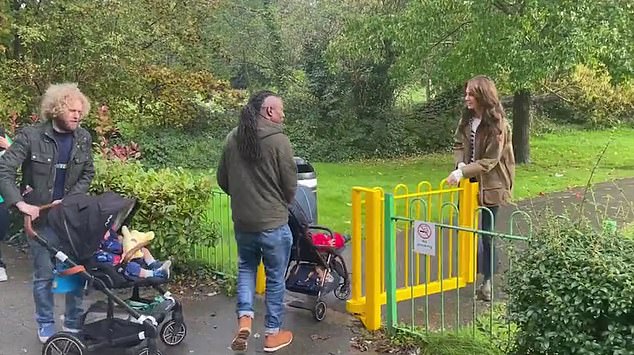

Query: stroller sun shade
[[47, 191, 137, 264], [289, 185, 316, 229]]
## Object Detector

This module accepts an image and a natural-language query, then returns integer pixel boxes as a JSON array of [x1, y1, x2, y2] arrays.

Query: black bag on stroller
[[26, 192, 186, 355]]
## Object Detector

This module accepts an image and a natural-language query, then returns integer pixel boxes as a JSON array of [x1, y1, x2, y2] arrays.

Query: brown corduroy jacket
[[453, 118, 515, 207]]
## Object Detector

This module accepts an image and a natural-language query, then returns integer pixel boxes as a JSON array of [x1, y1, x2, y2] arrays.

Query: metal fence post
[[384, 193, 397, 333]]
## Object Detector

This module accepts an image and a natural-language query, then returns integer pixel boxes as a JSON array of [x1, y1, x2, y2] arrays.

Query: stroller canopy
[[289, 185, 316, 229], [47, 192, 136, 263]]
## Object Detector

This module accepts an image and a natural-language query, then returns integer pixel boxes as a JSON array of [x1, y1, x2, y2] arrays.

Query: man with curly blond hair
[[0, 82, 95, 343]]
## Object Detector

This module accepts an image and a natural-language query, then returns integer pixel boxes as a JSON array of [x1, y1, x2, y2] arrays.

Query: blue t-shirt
[[53, 131, 74, 200]]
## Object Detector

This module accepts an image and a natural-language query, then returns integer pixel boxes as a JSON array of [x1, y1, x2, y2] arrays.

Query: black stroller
[[285, 186, 351, 321], [25, 192, 186, 355]]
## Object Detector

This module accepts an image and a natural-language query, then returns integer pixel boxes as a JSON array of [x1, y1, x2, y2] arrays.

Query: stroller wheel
[[42, 333, 86, 355], [160, 319, 187, 346], [137, 348, 163, 355], [313, 301, 327, 321], [334, 283, 351, 300]]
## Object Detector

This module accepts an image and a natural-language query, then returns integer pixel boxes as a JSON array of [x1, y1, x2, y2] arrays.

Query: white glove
[[446, 168, 463, 186]]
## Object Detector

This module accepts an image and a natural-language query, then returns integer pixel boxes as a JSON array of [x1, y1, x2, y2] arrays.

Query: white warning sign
[[413, 221, 436, 256]]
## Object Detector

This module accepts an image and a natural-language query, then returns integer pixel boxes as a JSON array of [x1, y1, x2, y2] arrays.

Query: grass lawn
[[200, 127, 634, 270], [315, 128, 634, 234]]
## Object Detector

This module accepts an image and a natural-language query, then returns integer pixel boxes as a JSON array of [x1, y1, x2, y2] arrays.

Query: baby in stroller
[[27, 192, 186, 355], [306, 231, 348, 285], [95, 225, 172, 280], [285, 186, 351, 321]]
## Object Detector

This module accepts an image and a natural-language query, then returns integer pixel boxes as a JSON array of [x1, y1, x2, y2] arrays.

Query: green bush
[[539, 65, 634, 127], [90, 158, 217, 263], [506, 217, 634, 354], [283, 84, 458, 162], [120, 128, 225, 171]]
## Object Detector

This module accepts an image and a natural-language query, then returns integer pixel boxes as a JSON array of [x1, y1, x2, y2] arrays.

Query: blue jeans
[[478, 206, 499, 281], [28, 225, 83, 329], [235, 224, 292, 334]]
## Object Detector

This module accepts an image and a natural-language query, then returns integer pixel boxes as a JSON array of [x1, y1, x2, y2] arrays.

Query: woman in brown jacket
[[445, 75, 515, 301]]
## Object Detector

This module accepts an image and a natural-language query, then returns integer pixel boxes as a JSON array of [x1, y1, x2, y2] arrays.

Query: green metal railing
[[384, 192, 532, 342], [192, 189, 237, 276]]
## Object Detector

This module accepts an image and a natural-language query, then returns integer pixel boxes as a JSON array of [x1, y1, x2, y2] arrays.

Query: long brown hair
[[458, 75, 505, 139]]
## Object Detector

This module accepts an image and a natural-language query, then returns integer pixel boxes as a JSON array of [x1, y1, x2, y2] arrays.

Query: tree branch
[[578, 140, 611, 220], [428, 20, 473, 51], [540, 84, 574, 104]]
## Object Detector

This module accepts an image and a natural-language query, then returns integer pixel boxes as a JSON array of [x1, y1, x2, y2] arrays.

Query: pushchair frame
[[25, 200, 185, 355], [285, 209, 350, 321]]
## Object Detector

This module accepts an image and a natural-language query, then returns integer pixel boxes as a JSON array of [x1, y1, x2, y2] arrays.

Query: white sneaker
[[479, 279, 492, 301], [62, 326, 81, 333], [0, 267, 7, 282], [60, 315, 81, 333]]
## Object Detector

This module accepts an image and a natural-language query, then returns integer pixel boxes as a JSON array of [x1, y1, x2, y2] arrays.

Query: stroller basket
[[83, 318, 147, 348]]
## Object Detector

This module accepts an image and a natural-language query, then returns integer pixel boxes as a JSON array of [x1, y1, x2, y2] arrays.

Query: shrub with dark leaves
[[506, 217, 634, 354]]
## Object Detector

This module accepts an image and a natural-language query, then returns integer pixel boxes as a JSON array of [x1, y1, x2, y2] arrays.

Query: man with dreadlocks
[[217, 90, 297, 353]]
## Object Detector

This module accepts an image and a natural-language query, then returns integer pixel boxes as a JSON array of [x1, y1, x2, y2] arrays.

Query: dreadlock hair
[[237, 90, 277, 162]]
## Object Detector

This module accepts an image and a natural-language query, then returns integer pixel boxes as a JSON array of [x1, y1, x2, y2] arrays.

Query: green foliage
[[122, 66, 244, 130], [120, 128, 225, 171], [475, 303, 517, 354], [387, 328, 503, 355], [540, 65, 634, 127], [0, 0, 229, 121], [506, 217, 634, 354], [622, 223, 634, 240], [393, 1, 634, 91], [90, 158, 217, 263]]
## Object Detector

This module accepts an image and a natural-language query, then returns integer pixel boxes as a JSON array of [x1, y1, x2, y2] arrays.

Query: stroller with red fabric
[[25, 192, 185, 355], [284, 186, 351, 321]]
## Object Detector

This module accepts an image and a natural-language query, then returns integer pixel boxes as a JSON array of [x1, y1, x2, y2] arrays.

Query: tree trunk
[[10, 0, 23, 60], [512, 90, 531, 164]]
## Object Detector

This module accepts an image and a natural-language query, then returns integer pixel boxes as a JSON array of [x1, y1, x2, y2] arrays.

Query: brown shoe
[[263, 330, 293, 352], [231, 316, 252, 352]]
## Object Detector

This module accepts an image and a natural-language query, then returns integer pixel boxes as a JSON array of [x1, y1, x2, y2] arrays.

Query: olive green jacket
[[217, 118, 297, 233]]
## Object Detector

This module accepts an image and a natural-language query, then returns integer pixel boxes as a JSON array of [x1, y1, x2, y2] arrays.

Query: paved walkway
[[0, 241, 370, 355], [1, 178, 633, 354]]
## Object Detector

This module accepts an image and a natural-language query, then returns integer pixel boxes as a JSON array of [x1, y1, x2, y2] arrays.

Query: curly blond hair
[[40, 83, 91, 121]]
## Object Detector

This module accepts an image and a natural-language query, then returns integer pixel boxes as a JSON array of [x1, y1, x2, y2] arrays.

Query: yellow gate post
[[458, 180, 478, 283], [346, 189, 364, 312], [256, 263, 266, 294], [364, 189, 383, 330], [345, 188, 383, 330]]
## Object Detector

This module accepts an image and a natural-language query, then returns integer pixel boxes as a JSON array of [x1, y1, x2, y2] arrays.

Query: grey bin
[[294, 156, 318, 223]]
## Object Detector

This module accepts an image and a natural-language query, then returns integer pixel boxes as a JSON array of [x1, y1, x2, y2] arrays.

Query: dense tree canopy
[[0, 0, 631, 162]]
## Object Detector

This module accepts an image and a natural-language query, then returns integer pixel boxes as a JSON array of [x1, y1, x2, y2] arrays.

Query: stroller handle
[[23, 203, 57, 239]]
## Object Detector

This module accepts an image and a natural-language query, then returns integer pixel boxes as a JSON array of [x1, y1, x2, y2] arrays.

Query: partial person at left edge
[[0, 126, 13, 281]]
